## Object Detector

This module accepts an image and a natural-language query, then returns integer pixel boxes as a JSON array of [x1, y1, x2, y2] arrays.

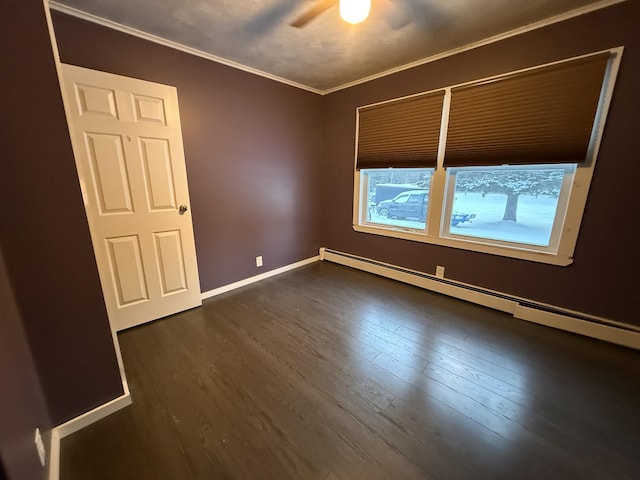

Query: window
[[352, 49, 622, 265], [359, 168, 432, 231], [442, 165, 575, 251]]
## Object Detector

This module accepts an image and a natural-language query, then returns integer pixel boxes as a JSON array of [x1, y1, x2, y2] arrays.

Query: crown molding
[[324, 0, 627, 94], [49, 0, 627, 96], [47, 1, 324, 95]]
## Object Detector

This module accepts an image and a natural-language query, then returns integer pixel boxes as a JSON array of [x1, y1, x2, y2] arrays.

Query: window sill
[[352, 224, 573, 266]]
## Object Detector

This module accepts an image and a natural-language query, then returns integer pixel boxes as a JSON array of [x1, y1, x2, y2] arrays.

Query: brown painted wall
[[52, 12, 324, 293], [3, 3, 635, 454], [0, 0, 123, 426], [0, 246, 50, 480], [321, 1, 639, 326]]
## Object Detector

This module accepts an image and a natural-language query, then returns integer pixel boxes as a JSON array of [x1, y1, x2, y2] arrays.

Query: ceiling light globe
[[340, 0, 371, 25]]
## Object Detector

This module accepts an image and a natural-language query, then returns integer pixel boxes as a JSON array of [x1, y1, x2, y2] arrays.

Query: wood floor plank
[[60, 262, 640, 479], [204, 301, 424, 479]]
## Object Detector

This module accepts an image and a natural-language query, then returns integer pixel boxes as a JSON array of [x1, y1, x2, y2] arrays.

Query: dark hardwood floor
[[61, 261, 640, 479]]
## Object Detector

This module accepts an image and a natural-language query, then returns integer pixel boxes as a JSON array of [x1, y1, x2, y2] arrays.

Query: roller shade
[[356, 91, 445, 170], [445, 53, 610, 167]]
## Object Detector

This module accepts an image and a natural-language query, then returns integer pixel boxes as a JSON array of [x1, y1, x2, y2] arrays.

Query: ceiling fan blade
[[384, 0, 451, 31], [245, 0, 299, 35], [290, 0, 338, 28]]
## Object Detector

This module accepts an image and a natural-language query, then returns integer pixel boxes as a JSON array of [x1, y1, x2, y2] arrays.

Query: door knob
[[179, 204, 188, 215]]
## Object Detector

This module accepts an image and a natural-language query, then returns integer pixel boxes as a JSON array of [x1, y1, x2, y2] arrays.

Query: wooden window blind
[[445, 53, 610, 167], [356, 91, 445, 170]]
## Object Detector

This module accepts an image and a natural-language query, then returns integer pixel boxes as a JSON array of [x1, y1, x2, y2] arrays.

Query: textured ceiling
[[51, 0, 613, 92]]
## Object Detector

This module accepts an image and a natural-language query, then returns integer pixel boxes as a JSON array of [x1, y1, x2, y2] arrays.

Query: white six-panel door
[[61, 64, 201, 331]]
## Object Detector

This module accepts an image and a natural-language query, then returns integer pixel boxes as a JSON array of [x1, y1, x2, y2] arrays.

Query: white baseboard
[[513, 305, 640, 349], [320, 247, 640, 350], [44, 246, 637, 480], [48, 373, 131, 480], [47, 256, 320, 479], [201, 255, 320, 300]]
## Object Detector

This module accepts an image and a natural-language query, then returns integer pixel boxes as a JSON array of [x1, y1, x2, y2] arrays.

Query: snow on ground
[[451, 193, 558, 246], [368, 215, 426, 230], [368, 193, 560, 246]]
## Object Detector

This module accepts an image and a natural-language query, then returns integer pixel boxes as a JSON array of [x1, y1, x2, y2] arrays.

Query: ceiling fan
[[245, 0, 447, 35], [290, 0, 371, 27]]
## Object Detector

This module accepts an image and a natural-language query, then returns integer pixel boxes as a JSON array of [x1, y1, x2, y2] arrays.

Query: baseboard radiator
[[320, 248, 640, 350]]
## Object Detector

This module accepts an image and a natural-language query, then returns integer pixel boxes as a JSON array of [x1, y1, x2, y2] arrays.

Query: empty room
[[1, 0, 639, 479]]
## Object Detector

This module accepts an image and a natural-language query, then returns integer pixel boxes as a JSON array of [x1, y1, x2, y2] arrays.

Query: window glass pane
[[362, 168, 432, 231], [446, 166, 572, 247]]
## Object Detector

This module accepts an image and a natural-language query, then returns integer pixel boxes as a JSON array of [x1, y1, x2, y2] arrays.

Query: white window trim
[[440, 164, 576, 254], [352, 47, 624, 266]]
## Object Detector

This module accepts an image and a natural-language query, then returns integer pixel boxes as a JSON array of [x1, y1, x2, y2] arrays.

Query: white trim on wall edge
[[201, 256, 320, 300], [42, 244, 637, 480], [47, 1, 323, 95], [47, 0, 626, 96], [47, 253, 321, 479], [43, 2, 133, 478], [512, 305, 639, 349], [320, 247, 640, 350], [48, 372, 131, 480], [323, 0, 627, 93]]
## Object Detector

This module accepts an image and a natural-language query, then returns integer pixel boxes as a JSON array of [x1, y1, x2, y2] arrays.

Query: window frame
[[440, 164, 577, 253], [352, 47, 623, 266], [356, 167, 434, 233]]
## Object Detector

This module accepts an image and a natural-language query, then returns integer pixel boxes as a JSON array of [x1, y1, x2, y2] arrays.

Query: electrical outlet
[[435, 265, 445, 278], [34, 428, 46, 466], [256, 256, 263, 267]]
